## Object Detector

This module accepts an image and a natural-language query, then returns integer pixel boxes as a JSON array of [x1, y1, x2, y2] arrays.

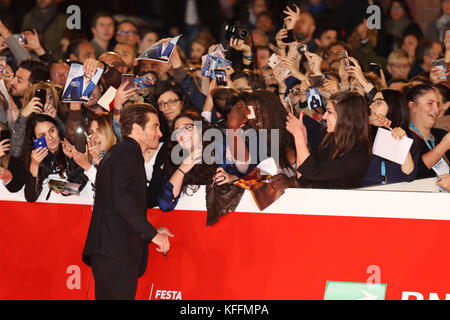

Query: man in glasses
[[115, 20, 140, 48]]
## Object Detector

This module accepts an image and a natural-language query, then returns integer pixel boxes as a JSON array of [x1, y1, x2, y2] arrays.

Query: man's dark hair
[[230, 69, 267, 91], [117, 19, 139, 32], [17, 59, 49, 83], [313, 23, 338, 41], [415, 38, 442, 65], [66, 39, 91, 60], [138, 24, 160, 40], [120, 103, 158, 137], [91, 11, 115, 28]]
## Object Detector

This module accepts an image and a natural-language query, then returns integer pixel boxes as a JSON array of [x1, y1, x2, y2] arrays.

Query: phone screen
[[121, 74, 135, 91], [33, 135, 47, 150], [308, 75, 325, 88], [74, 127, 86, 153], [35, 89, 46, 110], [368, 63, 381, 77], [214, 69, 227, 86]]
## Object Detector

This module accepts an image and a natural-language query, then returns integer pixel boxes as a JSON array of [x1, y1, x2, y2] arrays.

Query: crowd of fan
[[0, 0, 449, 210]]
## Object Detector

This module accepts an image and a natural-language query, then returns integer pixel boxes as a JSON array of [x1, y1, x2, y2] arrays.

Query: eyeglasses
[[158, 98, 180, 109], [369, 98, 386, 106], [174, 123, 194, 137], [289, 88, 301, 96], [116, 30, 137, 36]]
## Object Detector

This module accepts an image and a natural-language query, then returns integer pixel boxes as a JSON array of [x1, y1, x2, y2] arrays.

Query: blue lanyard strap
[[409, 122, 435, 150], [381, 160, 387, 185]]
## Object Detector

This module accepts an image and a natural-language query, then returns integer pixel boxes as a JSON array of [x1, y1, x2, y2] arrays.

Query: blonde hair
[[23, 81, 67, 121], [89, 115, 117, 152], [387, 49, 410, 65]]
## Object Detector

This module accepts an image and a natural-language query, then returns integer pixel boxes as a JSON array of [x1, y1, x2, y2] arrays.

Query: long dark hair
[[22, 114, 67, 180], [381, 89, 410, 131], [246, 90, 296, 173], [321, 92, 371, 159]]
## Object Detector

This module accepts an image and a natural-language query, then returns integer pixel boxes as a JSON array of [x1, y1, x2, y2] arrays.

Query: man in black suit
[[82, 103, 173, 300]]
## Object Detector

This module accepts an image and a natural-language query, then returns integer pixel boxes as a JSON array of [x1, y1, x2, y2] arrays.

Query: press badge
[[432, 157, 450, 176]]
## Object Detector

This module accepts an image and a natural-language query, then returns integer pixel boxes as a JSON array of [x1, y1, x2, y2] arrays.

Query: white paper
[[257, 157, 278, 176], [372, 127, 413, 165], [97, 86, 117, 111]]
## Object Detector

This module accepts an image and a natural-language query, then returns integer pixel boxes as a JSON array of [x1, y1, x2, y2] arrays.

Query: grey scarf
[[30, 4, 58, 33], [385, 16, 411, 38]]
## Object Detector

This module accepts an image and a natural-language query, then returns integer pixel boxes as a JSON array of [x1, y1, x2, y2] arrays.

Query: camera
[[225, 22, 249, 41]]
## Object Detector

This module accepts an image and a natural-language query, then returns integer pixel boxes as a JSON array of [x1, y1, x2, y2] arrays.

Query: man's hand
[[152, 227, 174, 255], [83, 58, 103, 79], [23, 29, 45, 56], [229, 38, 252, 57], [283, 4, 301, 30]]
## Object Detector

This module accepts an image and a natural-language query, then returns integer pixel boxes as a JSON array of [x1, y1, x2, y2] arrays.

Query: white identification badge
[[432, 157, 450, 176]]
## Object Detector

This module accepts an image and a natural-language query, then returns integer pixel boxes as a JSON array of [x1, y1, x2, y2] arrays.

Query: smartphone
[[282, 29, 296, 44], [308, 74, 325, 88], [121, 74, 135, 91], [33, 135, 47, 150], [0, 129, 10, 142], [297, 44, 308, 55], [432, 59, 448, 80], [368, 63, 381, 77], [338, 50, 350, 67], [247, 105, 256, 119], [13, 34, 26, 45], [0, 130, 10, 154], [214, 69, 227, 86], [34, 89, 46, 110], [74, 127, 86, 153]]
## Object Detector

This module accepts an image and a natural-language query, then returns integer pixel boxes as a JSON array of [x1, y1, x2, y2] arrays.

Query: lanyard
[[409, 122, 435, 151], [380, 160, 387, 185]]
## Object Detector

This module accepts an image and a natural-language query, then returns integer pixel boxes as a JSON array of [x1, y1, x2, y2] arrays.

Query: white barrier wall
[[1, 178, 449, 221]]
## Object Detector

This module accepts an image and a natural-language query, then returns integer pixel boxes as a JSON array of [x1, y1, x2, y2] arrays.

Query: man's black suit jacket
[[82, 137, 158, 276]]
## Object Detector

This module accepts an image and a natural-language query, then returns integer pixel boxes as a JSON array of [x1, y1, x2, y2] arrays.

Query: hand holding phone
[[307, 74, 325, 88], [34, 89, 47, 111], [121, 74, 135, 91], [33, 135, 47, 150], [214, 69, 227, 86], [432, 59, 448, 80], [338, 50, 350, 68]]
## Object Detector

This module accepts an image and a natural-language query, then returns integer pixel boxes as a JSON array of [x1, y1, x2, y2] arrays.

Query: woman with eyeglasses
[[363, 89, 418, 186], [405, 84, 450, 180], [157, 111, 216, 212], [286, 91, 371, 189], [154, 81, 196, 141], [22, 114, 88, 202]]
